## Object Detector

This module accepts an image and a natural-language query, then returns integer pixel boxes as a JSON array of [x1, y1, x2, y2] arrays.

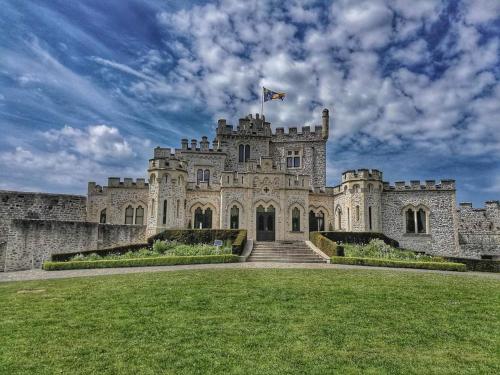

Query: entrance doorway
[[256, 205, 275, 241]]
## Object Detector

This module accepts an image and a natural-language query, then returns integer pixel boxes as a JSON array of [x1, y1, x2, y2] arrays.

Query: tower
[[340, 169, 383, 232], [147, 155, 188, 236]]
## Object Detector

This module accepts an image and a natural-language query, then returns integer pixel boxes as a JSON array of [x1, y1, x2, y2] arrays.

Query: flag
[[263, 87, 286, 102]]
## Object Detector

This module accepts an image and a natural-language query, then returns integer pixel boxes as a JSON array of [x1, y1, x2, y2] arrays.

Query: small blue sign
[[214, 240, 223, 247]]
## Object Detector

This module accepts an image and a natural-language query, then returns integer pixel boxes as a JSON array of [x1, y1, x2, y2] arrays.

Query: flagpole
[[261, 86, 264, 119]]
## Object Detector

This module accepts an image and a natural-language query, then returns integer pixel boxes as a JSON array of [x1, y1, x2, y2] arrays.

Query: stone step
[[248, 240, 327, 263], [247, 258, 325, 263]]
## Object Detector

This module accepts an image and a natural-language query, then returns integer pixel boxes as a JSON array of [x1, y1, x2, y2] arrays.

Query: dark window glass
[[292, 207, 300, 232], [417, 209, 426, 233], [406, 209, 415, 233], [230, 206, 239, 229], [369, 207, 372, 230], [267, 215, 273, 231], [135, 206, 144, 225], [317, 211, 325, 231], [194, 208, 203, 229], [244, 144, 250, 161], [294, 156, 300, 167], [204, 208, 212, 229], [287, 157, 293, 167], [162, 200, 167, 225], [197, 169, 203, 184], [204, 169, 210, 184], [99, 209, 106, 224], [258, 214, 265, 231], [309, 210, 316, 232], [239, 145, 244, 162], [125, 206, 134, 224]]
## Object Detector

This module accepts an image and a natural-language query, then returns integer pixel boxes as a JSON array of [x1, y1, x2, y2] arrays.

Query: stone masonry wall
[[381, 187, 458, 256], [4, 220, 146, 271], [457, 201, 500, 258], [0, 191, 87, 244]]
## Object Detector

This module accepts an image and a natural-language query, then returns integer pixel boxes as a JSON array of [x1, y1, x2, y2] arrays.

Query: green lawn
[[1, 269, 499, 374]]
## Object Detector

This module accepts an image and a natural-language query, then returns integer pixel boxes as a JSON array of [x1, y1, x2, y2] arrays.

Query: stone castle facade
[[1, 109, 499, 271]]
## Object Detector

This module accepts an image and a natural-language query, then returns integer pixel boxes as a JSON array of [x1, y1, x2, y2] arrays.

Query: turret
[[147, 156, 188, 236], [322, 108, 329, 140]]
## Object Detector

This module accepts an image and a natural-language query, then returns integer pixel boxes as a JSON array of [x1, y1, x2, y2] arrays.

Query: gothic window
[[239, 144, 244, 162], [151, 199, 155, 217], [369, 206, 372, 230], [309, 210, 316, 232], [230, 206, 239, 229], [286, 150, 301, 168], [125, 206, 134, 225], [317, 211, 325, 231], [176, 199, 180, 218], [368, 183, 373, 192], [356, 205, 360, 221], [244, 144, 250, 161], [406, 209, 415, 233], [135, 206, 144, 225], [292, 207, 300, 232], [162, 200, 167, 225], [165, 174, 169, 183], [194, 207, 212, 229], [353, 184, 360, 193], [257, 205, 265, 231], [336, 208, 342, 230], [194, 207, 203, 229], [417, 208, 426, 234], [99, 209, 106, 224], [204, 208, 213, 228], [197, 169, 203, 184], [204, 169, 210, 184]]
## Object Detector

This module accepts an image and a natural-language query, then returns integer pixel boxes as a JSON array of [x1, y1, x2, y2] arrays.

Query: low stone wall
[[4, 220, 146, 271], [458, 233, 500, 259]]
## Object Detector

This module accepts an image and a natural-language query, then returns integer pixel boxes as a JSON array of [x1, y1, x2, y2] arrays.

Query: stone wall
[[381, 183, 458, 256], [0, 191, 87, 244], [457, 201, 500, 258], [4, 220, 146, 271]]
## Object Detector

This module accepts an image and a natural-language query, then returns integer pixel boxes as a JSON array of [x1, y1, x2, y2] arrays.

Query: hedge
[[309, 232, 344, 257], [43, 254, 239, 271], [52, 243, 149, 262], [148, 229, 247, 255], [444, 257, 500, 273], [321, 232, 399, 248], [330, 256, 466, 272]]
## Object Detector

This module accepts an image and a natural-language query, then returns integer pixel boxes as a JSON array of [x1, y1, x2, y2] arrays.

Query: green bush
[[322, 231, 400, 247], [344, 239, 442, 262], [43, 254, 239, 271], [444, 257, 500, 273], [309, 232, 343, 257], [330, 256, 466, 272], [52, 243, 149, 262], [152, 240, 172, 254], [148, 229, 247, 255]]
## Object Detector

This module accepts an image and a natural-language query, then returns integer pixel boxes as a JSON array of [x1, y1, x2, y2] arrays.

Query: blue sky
[[0, 0, 499, 206]]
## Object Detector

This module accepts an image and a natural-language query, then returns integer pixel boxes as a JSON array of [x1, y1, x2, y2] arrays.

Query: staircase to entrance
[[247, 241, 327, 263]]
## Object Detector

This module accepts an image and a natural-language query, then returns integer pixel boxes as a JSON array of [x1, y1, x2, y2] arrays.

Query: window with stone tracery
[[404, 206, 429, 234]]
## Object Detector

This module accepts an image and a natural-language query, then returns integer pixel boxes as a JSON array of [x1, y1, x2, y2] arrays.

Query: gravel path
[[1, 262, 499, 282]]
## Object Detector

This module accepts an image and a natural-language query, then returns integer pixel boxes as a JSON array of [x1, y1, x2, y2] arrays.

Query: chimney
[[322, 108, 329, 140]]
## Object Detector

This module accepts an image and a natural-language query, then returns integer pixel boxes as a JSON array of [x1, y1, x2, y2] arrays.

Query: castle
[[1, 109, 499, 271]]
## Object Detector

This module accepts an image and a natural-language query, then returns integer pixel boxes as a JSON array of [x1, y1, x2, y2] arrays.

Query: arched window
[[309, 210, 316, 232], [356, 205, 360, 221], [337, 209, 342, 230], [204, 208, 213, 229], [135, 206, 144, 225], [204, 169, 210, 184], [239, 144, 244, 162], [125, 206, 134, 224], [244, 144, 250, 161], [162, 200, 167, 225], [176, 199, 180, 218], [230, 205, 239, 229], [99, 209, 106, 224], [353, 184, 360, 193], [164, 174, 169, 183], [406, 209, 415, 233], [178, 175, 182, 184], [368, 183, 373, 192], [317, 211, 325, 231], [369, 206, 372, 230], [194, 207, 203, 229], [417, 208, 427, 233], [197, 169, 203, 184], [292, 207, 300, 232]]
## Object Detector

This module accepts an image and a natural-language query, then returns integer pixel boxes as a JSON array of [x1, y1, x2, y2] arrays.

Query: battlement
[[459, 201, 500, 210], [216, 113, 272, 137], [88, 178, 148, 195], [384, 179, 456, 191], [272, 125, 324, 142], [342, 169, 383, 182], [148, 157, 186, 171]]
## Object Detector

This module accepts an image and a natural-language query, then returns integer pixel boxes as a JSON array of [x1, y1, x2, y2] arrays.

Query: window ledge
[[403, 233, 431, 238], [291, 231, 304, 233]]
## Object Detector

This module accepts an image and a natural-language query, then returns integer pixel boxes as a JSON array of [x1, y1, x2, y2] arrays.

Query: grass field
[[1, 269, 499, 374]]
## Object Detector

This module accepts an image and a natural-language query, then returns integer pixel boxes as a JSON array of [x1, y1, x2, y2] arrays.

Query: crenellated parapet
[[216, 113, 272, 138], [148, 156, 186, 171], [383, 179, 456, 191], [342, 169, 383, 182], [88, 178, 148, 195], [272, 125, 324, 142]]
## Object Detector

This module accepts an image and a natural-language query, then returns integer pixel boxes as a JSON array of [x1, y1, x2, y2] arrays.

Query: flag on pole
[[263, 87, 286, 102]]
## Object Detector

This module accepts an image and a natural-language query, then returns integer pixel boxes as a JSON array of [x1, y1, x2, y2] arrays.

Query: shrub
[[52, 243, 149, 262], [444, 257, 500, 273], [330, 256, 466, 272], [43, 254, 239, 271], [309, 232, 343, 257], [322, 232, 399, 248], [152, 240, 170, 254], [344, 239, 441, 262]]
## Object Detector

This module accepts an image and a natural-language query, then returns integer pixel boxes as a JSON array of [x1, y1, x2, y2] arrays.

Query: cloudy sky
[[0, 0, 499, 206]]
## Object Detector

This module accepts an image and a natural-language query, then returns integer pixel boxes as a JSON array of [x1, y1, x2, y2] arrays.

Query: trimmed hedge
[[52, 243, 149, 262], [331, 256, 466, 272], [148, 229, 247, 255], [445, 257, 500, 273], [43, 254, 239, 271], [309, 232, 344, 257], [322, 232, 399, 248]]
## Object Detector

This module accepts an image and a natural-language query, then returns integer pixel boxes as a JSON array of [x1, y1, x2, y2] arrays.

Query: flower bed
[[330, 256, 466, 272]]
